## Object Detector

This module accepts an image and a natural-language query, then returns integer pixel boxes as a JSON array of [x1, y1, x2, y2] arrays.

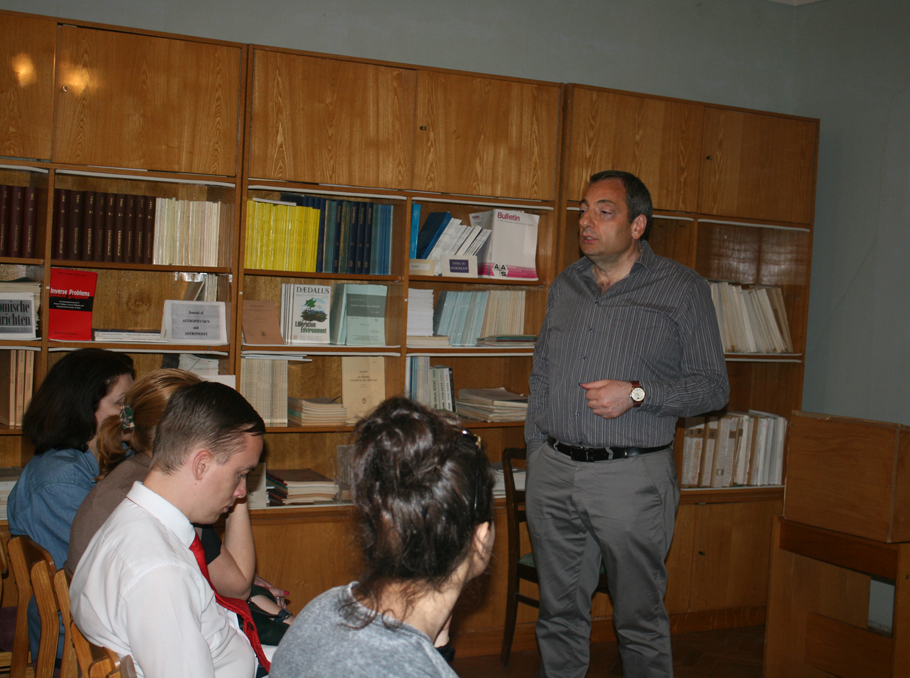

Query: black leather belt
[[548, 436, 671, 462]]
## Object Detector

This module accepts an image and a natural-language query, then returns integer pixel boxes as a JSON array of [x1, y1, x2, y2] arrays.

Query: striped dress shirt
[[526, 241, 729, 453]]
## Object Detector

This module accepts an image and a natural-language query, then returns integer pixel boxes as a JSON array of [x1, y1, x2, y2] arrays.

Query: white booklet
[[470, 209, 539, 280], [161, 300, 227, 344]]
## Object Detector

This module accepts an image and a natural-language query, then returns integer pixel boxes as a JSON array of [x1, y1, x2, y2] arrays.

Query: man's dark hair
[[23, 348, 135, 454], [589, 170, 654, 239], [349, 397, 494, 621], [151, 381, 265, 473]]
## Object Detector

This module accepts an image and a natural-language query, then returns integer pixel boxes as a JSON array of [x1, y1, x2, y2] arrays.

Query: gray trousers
[[526, 442, 680, 678]]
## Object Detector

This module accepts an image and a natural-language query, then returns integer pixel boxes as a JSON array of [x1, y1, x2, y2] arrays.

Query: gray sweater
[[270, 584, 457, 678]]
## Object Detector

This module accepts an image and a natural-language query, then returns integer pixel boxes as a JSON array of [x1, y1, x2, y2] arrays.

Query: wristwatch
[[629, 380, 645, 407]]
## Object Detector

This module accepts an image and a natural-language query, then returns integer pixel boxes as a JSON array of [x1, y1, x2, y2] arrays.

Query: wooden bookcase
[[0, 10, 819, 650]]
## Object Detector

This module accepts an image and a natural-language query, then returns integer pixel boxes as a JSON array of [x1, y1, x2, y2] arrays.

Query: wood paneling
[[249, 51, 416, 189], [54, 26, 242, 175], [689, 499, 781, 611], [413, 72, 560, 200], [0, 12, 56, 160], [565, 88, 703, 211], [698, 108, 817, 224]]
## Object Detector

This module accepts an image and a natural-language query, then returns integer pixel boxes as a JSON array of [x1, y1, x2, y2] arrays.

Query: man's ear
[[190, 449, 214, 482], [631, 214, 647, 240]]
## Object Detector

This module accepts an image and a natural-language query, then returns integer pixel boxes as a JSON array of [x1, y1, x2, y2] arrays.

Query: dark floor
[[451, 626, 765, 678]]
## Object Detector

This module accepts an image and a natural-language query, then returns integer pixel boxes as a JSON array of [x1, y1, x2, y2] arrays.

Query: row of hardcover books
[[709, 282, 794, 354], [681, 412, 787, 488], [50, 189, 223, 267], [245, 195, 394, 275], [0, 185, 38, 258]]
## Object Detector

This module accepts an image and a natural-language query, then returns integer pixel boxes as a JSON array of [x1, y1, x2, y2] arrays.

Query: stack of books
[[0, 352, 34, 427], [0, 185, 39, 258], [406, 288, 435, 337], [708, 282, 794, 354], [0, 468, 23, 520], [245, 196, 394, 275], [680, 411, 787, 488], [432, 289, 526, 347], [267, 468, 337, 505], [491, 462, 526, 499], [240, 358, 288, 426], [287, 396, 347, 426], [406, 357, 454, 413], [413, 211, 492, 262], [455, 387, 528, 422]]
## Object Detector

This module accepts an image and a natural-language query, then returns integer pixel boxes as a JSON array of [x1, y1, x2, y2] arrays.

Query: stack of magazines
[[287, 396, 347, 426], [267, 468, 337, 505], [455, 387, 528, 422]]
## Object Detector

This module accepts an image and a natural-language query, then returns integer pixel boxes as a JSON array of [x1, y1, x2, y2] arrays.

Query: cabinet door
[[249, 51, 416, 189], [688, 499, 782, 611], [413, 71, 560, 200], [0, 12, 56, 160], [565, 88, 704, 211], [54, 26, 242, 176], [698, 108, 818, 224]]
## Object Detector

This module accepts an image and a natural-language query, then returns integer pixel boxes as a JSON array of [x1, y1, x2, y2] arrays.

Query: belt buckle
[[603, 447, 614, 461]]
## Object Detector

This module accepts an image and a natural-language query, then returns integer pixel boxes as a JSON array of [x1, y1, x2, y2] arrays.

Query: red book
[[48, 268, 98, 341], [0, 185, 10, 257], [83, 191, 96, 263], [67, 190, 84, 260], [9, 187, 25, 258], [52, 188, 68, 260]]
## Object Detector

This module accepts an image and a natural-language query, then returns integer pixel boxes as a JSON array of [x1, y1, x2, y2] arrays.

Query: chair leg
[[500, 572, 520, 666]]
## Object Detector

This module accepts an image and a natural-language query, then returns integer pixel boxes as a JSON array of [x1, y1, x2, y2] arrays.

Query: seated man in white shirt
[[71, 381, 267, 678]]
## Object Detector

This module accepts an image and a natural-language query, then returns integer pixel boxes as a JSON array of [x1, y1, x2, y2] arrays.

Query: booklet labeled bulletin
[[470, 209, 539, 280]]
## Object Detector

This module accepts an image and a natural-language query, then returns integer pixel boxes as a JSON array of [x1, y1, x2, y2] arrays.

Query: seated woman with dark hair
[[270, 396, 495, 678], [7, 347, 134, 656]]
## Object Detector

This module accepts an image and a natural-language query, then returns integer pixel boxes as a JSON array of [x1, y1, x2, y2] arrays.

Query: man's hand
[[580, 379, 634, 419]]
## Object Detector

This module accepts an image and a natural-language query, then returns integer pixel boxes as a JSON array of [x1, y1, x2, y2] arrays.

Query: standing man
[[72, 381, 268, 678], [525, 170, 729, 677]]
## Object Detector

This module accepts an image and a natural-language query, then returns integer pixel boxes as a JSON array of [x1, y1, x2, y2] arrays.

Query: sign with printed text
[[162, 300, 227, 344]]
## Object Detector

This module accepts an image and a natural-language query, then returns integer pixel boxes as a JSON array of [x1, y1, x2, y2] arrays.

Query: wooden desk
[[764, 517, 910, 678]]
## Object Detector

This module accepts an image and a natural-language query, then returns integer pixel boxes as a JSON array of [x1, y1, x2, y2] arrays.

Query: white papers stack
[[287, 396, 347, 426], [407, 288, 435, 337], [0, 468, 22, 521], [179, 353, 221, 377], [455, 387, 528, 422], [433, 290, 489, 346], [709, 282, 794, 353], [491, 462, 526, 499], [239, 358, 289, 426]]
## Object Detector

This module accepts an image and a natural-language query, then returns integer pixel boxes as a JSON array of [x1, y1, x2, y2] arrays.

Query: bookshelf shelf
[[0, 258, 43, 267], [242, 269, 401, 282], [0, 427, 24, 437], [724, 353, 803, 363], [47, 342, 230, 354], [50, 261, 233, 274], [408, 275, 546, 287], [405, 347, 535, 357], [680, 485, 784, 504], [265, 425, 355, 434]]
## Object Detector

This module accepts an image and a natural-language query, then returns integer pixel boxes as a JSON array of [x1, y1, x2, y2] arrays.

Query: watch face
[[630, 387, 645, 402]]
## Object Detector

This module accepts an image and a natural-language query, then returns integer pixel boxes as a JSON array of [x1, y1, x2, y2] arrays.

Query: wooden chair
[[0, 538, 12, 676], [7, 537, 55, 678], [69, 622, 137, 678], [51, 570, 77, 678], [499, 447, 611, 665]]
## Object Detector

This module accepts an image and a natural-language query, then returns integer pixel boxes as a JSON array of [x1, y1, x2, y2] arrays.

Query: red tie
[[190, 534, 270, 672]]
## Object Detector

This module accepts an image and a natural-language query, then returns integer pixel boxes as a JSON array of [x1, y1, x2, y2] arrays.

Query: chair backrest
[[69, 617, 138, 678], [28, 559, 59, 678], [7, 536, 56, 678], [502, 447, 529, 563], [52, 569, 78, 678]]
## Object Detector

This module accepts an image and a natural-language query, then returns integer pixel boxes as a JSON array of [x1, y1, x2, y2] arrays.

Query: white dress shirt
[[71, 482, 256, 678]]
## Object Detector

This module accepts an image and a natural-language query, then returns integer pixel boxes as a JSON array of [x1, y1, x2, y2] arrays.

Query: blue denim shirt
[[8, 446, 99, 567], [7, 446, 98, 659]]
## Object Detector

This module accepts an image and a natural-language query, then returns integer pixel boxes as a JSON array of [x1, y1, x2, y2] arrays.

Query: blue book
[[409, 203, 422, 258], [415, 212, 451, 259]]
